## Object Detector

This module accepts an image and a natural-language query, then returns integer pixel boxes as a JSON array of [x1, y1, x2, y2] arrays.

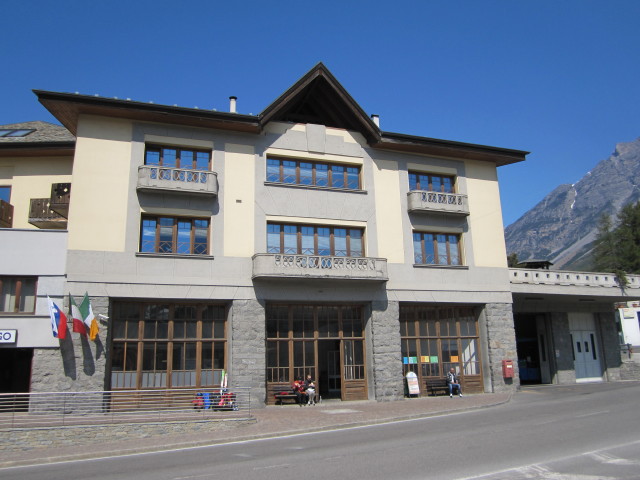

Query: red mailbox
[[502, 359, 514, 378]]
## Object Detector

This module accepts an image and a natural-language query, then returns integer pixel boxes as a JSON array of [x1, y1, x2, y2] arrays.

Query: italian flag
[[70, 293, 99, 341]]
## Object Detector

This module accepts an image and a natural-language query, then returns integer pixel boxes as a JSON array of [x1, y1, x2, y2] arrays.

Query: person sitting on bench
[[293, 376, 308, 406], [446, 367, 463, 398]]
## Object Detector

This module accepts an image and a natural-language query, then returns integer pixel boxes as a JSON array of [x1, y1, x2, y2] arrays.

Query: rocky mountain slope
[[504, 138, 640, 270]]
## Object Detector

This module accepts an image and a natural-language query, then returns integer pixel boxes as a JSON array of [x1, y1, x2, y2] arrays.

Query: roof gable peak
[[260, 63, 380, 143]]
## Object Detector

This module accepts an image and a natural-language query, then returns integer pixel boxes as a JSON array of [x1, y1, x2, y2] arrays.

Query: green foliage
[[592, 201, 640, 283], [507, 252, 519, 267]]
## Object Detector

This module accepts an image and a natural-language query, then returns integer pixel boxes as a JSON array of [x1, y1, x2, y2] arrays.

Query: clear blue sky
[[2, 1, 639, 226]]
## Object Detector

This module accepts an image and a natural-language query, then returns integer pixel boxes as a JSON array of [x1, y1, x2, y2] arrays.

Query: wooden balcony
[[0, 199, 13, 228], [407, 190, 469, 216], [137, 166, 218, 197], [28, 198, 67, 229], [49, 183, 71, 217], [252, 253, 388, 282]]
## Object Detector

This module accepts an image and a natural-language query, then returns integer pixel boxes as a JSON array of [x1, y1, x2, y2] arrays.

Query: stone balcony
[[407, 190, 469, 216], [252, 253, 388, 282], [137, 165, 218, 197]]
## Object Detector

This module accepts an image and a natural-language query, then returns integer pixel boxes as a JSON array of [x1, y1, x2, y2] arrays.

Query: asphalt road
[[3, 382, 640, 480]]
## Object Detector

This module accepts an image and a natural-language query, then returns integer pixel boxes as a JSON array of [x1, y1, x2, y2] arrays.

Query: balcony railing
[[49, 182, 71, 217], [252, 253, 388, 281], [0, 199, 13, 228], [28, 198, 67, 229], [509, 268, 640, 289], [137, 165, 218, 196], [407, 190, 469, 216]]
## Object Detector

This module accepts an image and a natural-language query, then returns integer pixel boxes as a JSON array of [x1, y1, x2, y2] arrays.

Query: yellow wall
[[372, 158, 404, 263], [0, 157, 72, 229], [223, 144, 255, 257], [465, 160, 508, 267], [68, 115, 133, 251]]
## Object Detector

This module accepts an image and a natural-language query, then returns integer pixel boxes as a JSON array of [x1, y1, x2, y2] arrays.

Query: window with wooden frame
[[145, 145, 211, 171], [266, 157, 361, 190], [0, 276, 37, 314], [140, 215, 210, 255], [267, 223, 364, 257], [409, 172, 455, 193], [110, 302, 227, 389], [400, 305, 481, 390], [413, 231, 461, 266]]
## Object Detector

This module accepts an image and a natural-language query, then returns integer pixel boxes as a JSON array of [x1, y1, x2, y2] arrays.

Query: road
[[2, 382, 640, 480]]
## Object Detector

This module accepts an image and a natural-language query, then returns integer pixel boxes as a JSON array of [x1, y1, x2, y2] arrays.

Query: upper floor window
[[267, 157, 360, 190], [140, 216, 209, 255], [409, 172, 454, 193], [0, 186, 10, 203], [145, 145, 211, 171], [413, 232, 461, 266], [267, 223, 364, 257], [0, 277, 37, 313]]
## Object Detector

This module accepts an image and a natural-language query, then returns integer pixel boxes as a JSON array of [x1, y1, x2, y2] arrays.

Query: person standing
[[446, 367, 463, 398]]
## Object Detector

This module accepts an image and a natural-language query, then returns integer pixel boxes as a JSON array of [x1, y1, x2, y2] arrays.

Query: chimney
[[371, 114, 380, 127], [229, 96, 237, 113]]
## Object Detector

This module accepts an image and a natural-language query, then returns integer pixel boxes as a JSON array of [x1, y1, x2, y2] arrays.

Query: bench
[[274, 392, 298, 405], [426, 378, 451, 396]]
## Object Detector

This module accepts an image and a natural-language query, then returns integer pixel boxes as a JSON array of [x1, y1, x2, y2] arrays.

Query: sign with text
[[406, 371, 420, 396], [0, 329, 17, 344]]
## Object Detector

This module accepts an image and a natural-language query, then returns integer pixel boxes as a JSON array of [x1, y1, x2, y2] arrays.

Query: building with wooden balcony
[[5, 65, 636, 409]]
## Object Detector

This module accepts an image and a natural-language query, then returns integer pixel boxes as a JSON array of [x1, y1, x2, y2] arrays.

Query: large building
[[7, 63, 632, 407]]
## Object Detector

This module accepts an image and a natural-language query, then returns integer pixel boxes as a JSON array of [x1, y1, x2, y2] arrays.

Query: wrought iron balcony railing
[[252, 253, 388, 281], [407, 190, 469, 216], [137, 165, 218, 196], [49, 182, 71, 217], [0, 199, 13, 228], [28, 198, 67, 229]]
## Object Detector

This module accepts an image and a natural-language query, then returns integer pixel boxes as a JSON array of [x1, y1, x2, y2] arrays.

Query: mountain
[[504, 138, 640, 270]]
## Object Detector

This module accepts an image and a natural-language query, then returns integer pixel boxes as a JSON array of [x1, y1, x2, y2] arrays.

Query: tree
[[592, 201, 640, 285], [507, 252, 519, 267]]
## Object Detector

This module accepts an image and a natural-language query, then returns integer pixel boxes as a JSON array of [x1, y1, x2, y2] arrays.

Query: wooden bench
[[274, 392, 298, 405], [425, 378, 451, 396]]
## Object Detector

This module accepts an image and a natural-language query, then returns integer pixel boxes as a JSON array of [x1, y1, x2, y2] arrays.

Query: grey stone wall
[[483, 303, 520, 393], [550, 313, 575, 384], [370, 300, 404, 401], [230, 299, 266, 408], [30, 295, 109, 396], [0, 419, 254, 453], [598, 311, 622, 381]]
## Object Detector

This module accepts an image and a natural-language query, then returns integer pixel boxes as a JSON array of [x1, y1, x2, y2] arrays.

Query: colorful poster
[[406, 371, 420, 395], [451, 355, 459, 362], [409, 356, 418, 364], [430, 356, 438, 363], [403, 357, 409, 364], [421, 356, 429, 363]]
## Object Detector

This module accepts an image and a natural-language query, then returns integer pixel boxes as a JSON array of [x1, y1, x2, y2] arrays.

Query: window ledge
[[413, 264, 468, 270], [264, 181, 367, 194], [136, 253, 215, 260]]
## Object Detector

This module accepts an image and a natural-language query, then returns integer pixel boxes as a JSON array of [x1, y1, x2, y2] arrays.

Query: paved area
[[0, 392, 510, 468]]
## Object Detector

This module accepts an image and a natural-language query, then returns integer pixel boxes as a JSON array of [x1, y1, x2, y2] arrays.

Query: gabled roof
[[33, 64, 528, 166], [0, 121, 75, 157], [260, 62, 380, 144]]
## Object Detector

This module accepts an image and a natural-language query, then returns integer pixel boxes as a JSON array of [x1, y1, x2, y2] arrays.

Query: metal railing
[[407, 190, 469, 215], [0, 387, 251, 430]]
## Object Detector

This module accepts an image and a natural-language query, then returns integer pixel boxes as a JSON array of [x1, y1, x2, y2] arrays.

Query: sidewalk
[[0, 392, 510, 468]]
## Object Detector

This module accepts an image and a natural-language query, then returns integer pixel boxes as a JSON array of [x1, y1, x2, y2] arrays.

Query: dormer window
[[0, 129, 35, 138]]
